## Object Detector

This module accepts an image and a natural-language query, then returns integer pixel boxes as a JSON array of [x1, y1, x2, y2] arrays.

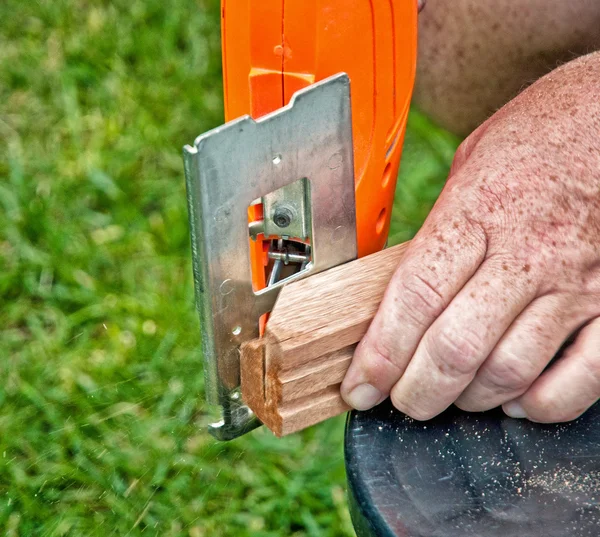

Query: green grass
[[0, 1, 459, 535]]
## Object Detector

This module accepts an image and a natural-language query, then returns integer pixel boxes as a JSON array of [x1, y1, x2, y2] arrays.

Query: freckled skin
[[415, 0, 600, 136], [341, 41, 600, 422]]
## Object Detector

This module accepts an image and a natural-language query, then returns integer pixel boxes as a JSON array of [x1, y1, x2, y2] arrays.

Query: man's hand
[[341, 53, 600, 423]]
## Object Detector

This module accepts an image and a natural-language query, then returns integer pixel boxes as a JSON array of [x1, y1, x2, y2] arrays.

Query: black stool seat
[[345, 400, 600, 537]]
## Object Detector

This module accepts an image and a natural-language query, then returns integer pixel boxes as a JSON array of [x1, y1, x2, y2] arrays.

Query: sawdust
[[527, 466, 600, 501]]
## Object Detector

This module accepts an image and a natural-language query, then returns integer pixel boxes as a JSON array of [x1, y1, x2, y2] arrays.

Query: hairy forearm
[[415, 0, 600, 136]]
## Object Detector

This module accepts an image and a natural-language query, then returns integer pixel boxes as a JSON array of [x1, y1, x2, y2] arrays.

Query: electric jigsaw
[[183, 1, 418, 440]]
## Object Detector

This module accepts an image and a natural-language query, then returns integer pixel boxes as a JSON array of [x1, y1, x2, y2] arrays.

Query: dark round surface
[[345, 400, 600, 537]]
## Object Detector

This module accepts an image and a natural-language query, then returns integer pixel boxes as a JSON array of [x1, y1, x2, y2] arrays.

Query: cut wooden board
[[241, 241, 410, 436]]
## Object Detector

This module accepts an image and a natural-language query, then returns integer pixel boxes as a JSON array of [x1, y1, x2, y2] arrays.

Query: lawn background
[[0, 1, 459, 535]]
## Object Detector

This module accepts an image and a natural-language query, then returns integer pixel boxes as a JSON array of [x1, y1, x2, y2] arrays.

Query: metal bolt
[[272, 205, 294, 228]]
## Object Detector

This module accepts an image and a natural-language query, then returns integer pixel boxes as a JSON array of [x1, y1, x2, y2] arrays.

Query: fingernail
[[344, 384, 383, 411], [503, 401, 528, 419]]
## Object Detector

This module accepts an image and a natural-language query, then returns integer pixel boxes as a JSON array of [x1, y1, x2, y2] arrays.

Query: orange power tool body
[[183, 0, 418, 440]]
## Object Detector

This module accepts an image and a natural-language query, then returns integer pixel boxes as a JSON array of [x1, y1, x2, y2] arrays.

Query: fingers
[[455, 294, 586, 412], [340, 206, 488, 411], [503, 317, 600, 423], [389, 255, 537, 420]]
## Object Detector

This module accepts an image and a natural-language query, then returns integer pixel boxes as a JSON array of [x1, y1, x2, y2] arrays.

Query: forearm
[[415, 0, 600, 136]]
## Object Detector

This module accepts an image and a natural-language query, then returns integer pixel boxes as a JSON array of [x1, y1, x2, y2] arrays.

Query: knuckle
[[395, 272, 446, 326], [481, 354, 536, 394], [484, 252, 539, 297], [460, 209, 489, 246], [428, 325, 484, 379], [459, 211, 489, 253], [359, 336, 403, 381], [582, 272, 600, 299], [526, 354, 600, 422]]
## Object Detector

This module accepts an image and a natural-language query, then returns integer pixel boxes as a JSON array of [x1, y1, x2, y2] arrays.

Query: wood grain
[[240, 241, 410, 436]]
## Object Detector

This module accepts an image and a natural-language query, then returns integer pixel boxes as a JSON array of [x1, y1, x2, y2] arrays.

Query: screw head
[[273, 206, 294, 228]]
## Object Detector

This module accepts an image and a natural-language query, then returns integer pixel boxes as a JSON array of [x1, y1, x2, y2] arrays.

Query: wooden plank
[[240, 241, 410, 436], [266, 240, 410, 366], [276, 345, 355, 401], [240, 338, 269, 425]]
